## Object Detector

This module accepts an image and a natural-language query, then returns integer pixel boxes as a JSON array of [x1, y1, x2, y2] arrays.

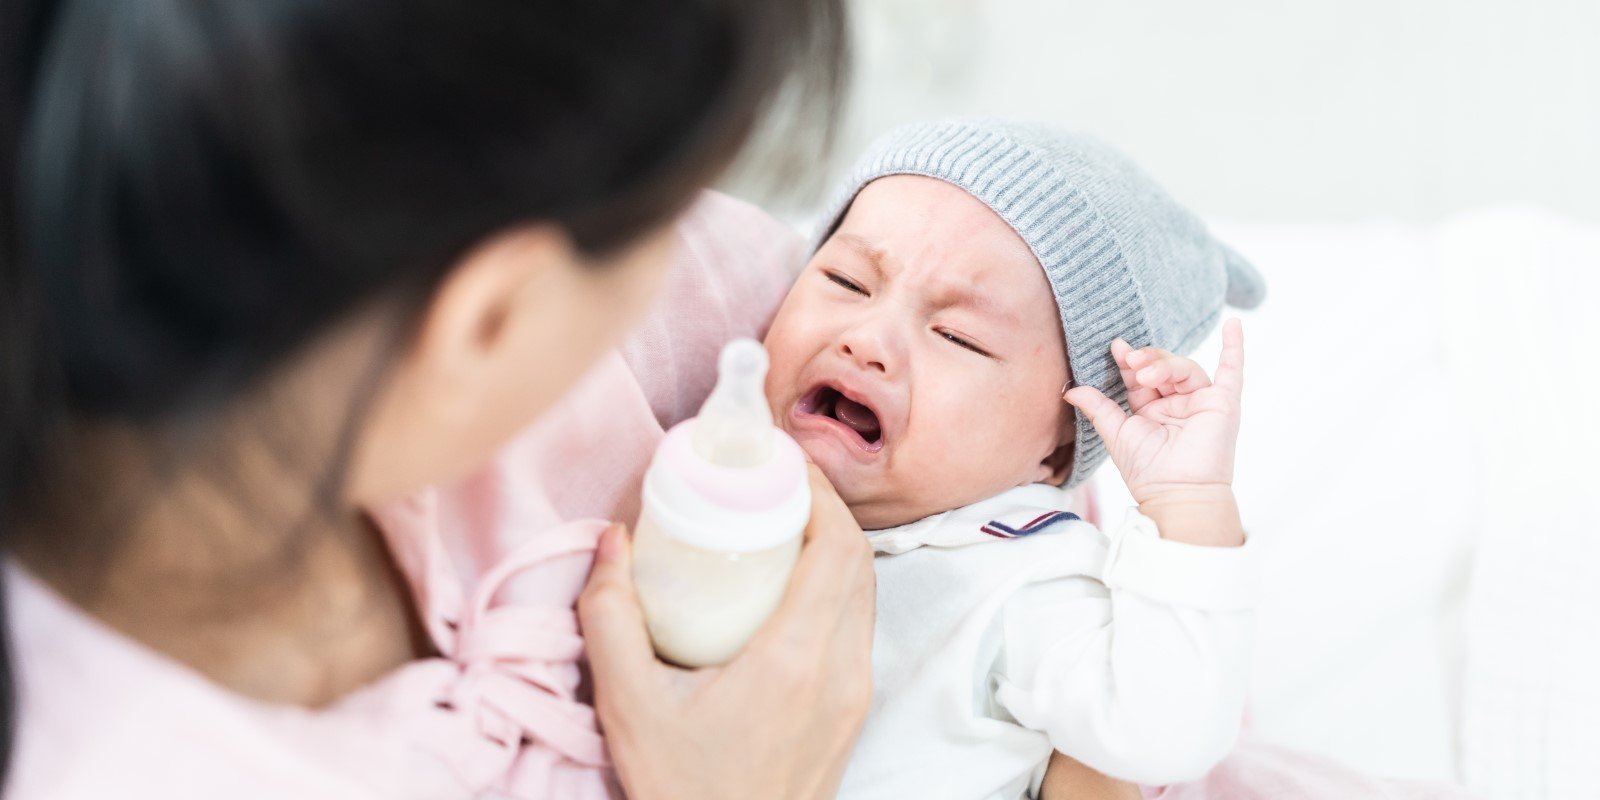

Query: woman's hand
[[578, 463, 875, 799], [1065, 319, 1246, 547]]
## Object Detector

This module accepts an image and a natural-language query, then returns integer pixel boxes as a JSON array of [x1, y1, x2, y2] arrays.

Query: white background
[[735, 0, 1600, 224]]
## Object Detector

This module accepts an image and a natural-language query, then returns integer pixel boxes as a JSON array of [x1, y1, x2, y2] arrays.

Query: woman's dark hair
[[0, 0, 846, 780]]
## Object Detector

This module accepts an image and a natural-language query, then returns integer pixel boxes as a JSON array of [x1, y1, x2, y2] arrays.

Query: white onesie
[[838, 483, 1260, 799]]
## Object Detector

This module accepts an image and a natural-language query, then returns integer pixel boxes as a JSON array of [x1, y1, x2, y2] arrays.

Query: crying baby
[[759, 119, 1266, 798]]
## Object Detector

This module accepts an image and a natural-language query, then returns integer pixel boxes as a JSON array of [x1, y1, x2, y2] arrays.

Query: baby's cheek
[[976, 388, 1062, 475], [924, 402, 1009, 477], [985, 380, 1049, 432]]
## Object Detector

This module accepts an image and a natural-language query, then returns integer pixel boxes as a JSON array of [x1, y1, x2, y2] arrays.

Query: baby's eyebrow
[[832, 232, 888, 276], [833, 231, 1019, 327], [941, 282, 1020, 327]]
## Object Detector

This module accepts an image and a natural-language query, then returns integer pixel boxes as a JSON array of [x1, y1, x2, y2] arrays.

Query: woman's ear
[[348, 224, 583, 502], [350, 221, 676, 504], [408, 225, 577, 394]]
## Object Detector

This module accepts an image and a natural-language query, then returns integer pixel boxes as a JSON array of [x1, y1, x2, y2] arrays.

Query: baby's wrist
[[1135, 484, 1244, 547]]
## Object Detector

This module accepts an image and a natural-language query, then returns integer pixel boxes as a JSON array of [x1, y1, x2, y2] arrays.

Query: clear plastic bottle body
[[632, 507, 801, 667]]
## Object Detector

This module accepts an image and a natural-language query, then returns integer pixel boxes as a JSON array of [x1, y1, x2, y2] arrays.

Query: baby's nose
[[840, 341, 886, 373]]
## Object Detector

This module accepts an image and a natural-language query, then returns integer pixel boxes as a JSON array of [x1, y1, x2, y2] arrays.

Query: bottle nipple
[[692, 339, 776, 467]]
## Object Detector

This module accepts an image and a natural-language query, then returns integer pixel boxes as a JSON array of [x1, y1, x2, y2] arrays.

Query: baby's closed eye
[[936, 329, 991, 357], [824, 270, 867, 295]]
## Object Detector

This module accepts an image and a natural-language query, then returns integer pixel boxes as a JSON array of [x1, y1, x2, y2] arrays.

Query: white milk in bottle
[[632, 339, 810, 667]]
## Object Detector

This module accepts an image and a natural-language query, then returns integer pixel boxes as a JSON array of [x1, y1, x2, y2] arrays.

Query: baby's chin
[[794, 440, 933, 531], [793, 436, 864, 498], [851, 493, 966, 532], [792, 438, 889, 524], [798, 438, 1041, 531]]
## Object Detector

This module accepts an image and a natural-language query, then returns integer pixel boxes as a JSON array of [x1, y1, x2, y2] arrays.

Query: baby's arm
[[995, 512, 1257, 784], [1003, 320, 1256, 782], [1039, 752, 1143, 800]]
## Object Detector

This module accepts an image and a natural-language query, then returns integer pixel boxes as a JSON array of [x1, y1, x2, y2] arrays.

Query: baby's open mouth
[[797, 385, 884, 451]]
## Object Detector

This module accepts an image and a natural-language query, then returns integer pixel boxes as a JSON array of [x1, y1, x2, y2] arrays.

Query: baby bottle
[[632, 338, 811, 667]]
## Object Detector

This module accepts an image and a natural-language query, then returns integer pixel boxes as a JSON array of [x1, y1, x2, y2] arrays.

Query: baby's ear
[[1034, 441, 1074, 486]]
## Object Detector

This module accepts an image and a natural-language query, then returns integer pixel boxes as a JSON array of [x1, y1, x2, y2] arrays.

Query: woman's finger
[[728, 465, 875, 793], [829, 510, 877, 657], [1213, 318, 1246, 396], [811, 486, 876, 789], [821, 524, 876, 741], [751, 464, 873, 651], [577, 523, 656, 701]]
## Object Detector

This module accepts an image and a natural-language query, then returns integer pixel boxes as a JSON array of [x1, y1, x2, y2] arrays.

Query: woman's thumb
[[577, 523, 654, 673]]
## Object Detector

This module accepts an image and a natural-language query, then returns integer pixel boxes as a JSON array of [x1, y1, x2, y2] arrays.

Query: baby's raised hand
[[1065, 319, 1246, 546]]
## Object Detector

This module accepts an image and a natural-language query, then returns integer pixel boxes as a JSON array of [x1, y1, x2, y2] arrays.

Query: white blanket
[[1436, 210, 1600, 800], [1089, 208, 1600, 798]]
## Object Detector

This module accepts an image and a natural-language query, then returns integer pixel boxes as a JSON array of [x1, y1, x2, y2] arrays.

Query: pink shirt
[[5, 191, 800, 799]]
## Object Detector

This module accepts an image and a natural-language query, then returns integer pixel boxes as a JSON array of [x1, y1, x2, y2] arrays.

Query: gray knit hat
[[813, 118, 1266, 488]]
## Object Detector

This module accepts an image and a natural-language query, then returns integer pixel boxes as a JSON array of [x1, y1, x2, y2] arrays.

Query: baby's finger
[[1124, 345, 1183, 395], [1213, 319, 1246, 396], [1122, 345, 1174, 370], [1111, 338, 1137, 375], [1111, 338, 1161, 412], [1135, 355, 1212, 397], [1065, 386, 1128, 449]]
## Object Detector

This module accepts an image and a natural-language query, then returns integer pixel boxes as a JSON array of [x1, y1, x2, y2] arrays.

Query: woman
[[0, 1, 869, 796]]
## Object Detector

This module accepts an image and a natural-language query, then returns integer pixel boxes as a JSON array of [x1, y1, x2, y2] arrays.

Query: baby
[[760, 119, 1267, 798]]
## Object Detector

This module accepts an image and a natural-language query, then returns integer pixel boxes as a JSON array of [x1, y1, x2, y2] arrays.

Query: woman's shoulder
[[675, 190, 806, 269], [3, 564, 450, 799], [620, 190, 805, 429]]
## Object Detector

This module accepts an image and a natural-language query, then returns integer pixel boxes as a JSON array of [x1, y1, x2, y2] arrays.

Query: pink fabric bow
[[383, 497, 615, 797]]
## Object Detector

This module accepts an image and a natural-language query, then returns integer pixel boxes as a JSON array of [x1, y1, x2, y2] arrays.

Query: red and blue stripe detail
[[980, 510, 1080, 540]]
